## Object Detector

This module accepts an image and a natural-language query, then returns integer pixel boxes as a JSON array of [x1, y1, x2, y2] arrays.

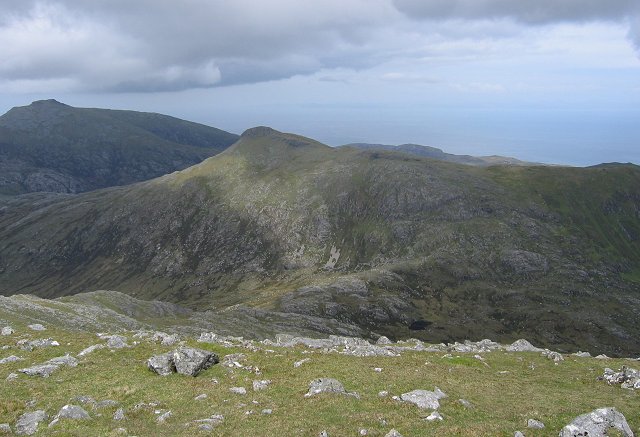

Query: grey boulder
[[305, 378, 359, 398], [53, 404, 91, 421], [400, 387, 447, 410], [147, 352, 174, 376], [527, 418, 545, 429], [148, 347, 218, 377], [506, 339, 543, 352], [559, 407, 633, 437], [15, 410, 48, 436]]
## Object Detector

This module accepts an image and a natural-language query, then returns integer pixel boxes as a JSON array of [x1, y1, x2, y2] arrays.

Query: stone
[[360, 429, 368, 435], [1, 327, 14, 336], [425, 411, 444, 421], [319, 431, 329, 437], [15, 410, 48, 436], [95, 400, 119, 409], [506, 339, 542, 352], [193, 414, 224, 428], [305, 378, 359, 398], [47, 355, 78, 367], [106, 336, 128, 349], [514, 432, 525, 437], [385, 430, 403, 437], [262, 409, 272, 415], [147, 352, 174, 376], [156, 411, 172, 423], [379, 391, 389, 397], [294, 358, 311, 368], [6, 373, 18, 381], [18, 338, 59, 351], [0, 424, 10, 434], [19, 364, 60, 378], [542, 350, 564, 362], [54, 405, 91, 421], [458, 399, 473, 409], [558, 407, 633, 437], [376, 336, 392, 345], [595, 354, 610, 360], [0, 355, 23, 364], [527, 418, 545, 429], [400, 388, 446, 410], [601, 366, 639, 390], [194, 394, 208, 401], [74, 396, 96, 405], [27, 324, 46, 331], [574, 351, 591, 358], [172, 347, 218, 376], [230, 387, 247, 395], [253, 379, 271, 391], [78, 344, 105, 357]]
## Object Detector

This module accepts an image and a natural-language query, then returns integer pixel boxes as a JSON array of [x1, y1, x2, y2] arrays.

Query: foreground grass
[[0, 325, 638, 436]]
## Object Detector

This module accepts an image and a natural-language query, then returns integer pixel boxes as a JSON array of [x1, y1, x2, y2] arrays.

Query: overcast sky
[[1, 0, 639, 165]]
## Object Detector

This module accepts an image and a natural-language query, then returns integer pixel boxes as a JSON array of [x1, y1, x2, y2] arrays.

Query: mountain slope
[[0, 99, 238, 194], [0, 127, 639, 355], [342, 142, 540, 166]]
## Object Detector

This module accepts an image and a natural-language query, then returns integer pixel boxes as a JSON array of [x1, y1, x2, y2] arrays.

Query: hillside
[[342, 143, 540, 166], [0, 100, 238, 194], [0, 127, 639, 356], [0, 297, 638, 436]]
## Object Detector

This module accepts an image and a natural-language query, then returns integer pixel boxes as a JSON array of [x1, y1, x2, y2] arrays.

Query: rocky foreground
[[0, 321, 638, 436]]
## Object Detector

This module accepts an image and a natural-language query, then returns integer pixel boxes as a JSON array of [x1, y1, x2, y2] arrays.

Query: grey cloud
[[393, 0, 637, 24]]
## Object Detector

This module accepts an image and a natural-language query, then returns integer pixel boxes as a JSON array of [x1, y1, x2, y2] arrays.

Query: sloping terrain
[[0, 307, 638, 436], [0, 100, 238, 194], [342, 143, 539, 166], [0, 127, 639, 355]]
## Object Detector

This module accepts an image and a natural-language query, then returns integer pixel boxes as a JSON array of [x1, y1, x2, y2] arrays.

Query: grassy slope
[[0, 323, 638, 436]]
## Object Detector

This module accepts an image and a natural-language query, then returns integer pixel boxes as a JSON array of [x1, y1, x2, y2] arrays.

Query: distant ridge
[[341, 142, 544, 166], [0, 100, 239, 195]]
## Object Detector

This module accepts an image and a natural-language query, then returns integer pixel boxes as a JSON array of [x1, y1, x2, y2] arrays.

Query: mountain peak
[[240, 126, 280, 138], [30, 99, 68, 107]]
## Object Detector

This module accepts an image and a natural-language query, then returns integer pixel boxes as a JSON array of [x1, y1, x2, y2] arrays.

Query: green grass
[[0, 325, 638, 436]]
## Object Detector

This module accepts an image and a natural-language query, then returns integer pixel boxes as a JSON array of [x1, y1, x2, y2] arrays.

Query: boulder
[[305, 378, 359, 398], [27, 324, 46, 331], [1, 327, 14, 336], [601, 366, 639, 390], [78, 344, 105, 357], [253, 379, 272, 391], [0, 355, 23, 364], [527, 418, 545, 429], [376, 336, 392, 345], [147, 352, 174, 376], [542, 350, 564, 362], [113, 408, 126, 421], [53, 405, 90, 421], [400, 388, 447, 410], [15, 410, 48, 436], [172, 347, 218, 376], [425, 411, 444, 421], [230, 387, 247, 395], [106, 336, 128, 349], [506, 339, 543, 352], [558, 407, 633, 437]]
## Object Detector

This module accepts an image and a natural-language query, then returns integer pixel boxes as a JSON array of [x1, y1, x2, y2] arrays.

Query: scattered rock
[[27, 324, 46, 331], [514, 432, 525, 437], [574, 351, 591, 358], [376, 336, 392, 345], [6, 373, 18, 381], [600, 366, 639, 390], [147, 352, 174, 376], [18, 338, 59, 351], [294, 358, 311, 368], [595, 354, 610, 360], [359, 429, 368, 435], [95, 400, 119, 409], [74, 396, 96, 405], [0, 355, 23, 364], [262, 409, 273, 415], [78, 344, 105, 357], [156, 411, 172, 423], [558, 407, 633, 437], [541, 350, 564, 362], [194, 394, 208, 401], [506, 339, 542, 352], [527, 418, 545, 429], [384, 430, 403, 437], [1, 327, 14, 336], [193, 414, 224, 428], [173, 347, 219, 376], [0, 424, 10, 434], [425, 411, 444, 421], [458, 399, 473, 409], [253, 379, 272, 391], [113, 408, 126, 421], [19, 355, 78, 378], [305, 378, 359, 398], [15, 410, 48, 436], [105, 335, 128, 349], [400, 388, 446, 410], [230, 387, 247, 395], [319, 431, 329, 437], [379, 391, 389, 397], [51, 405, 91, 425]]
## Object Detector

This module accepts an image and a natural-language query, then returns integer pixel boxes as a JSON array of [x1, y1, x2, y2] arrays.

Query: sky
[[1, 0, 639, 166]]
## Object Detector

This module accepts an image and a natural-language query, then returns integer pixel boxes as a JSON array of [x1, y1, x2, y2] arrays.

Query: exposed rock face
[[558, 407, 633, 437], [15, 410, 48, 436], [400, 388, 447, 410], [147, 347, 219, 377]]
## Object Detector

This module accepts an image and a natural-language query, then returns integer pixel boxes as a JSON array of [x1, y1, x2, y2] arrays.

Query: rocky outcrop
[[399, 388, 447, 410], [600, 366, 640, 390], [305, 378, 359, 398], [19, 354, 78, 377]]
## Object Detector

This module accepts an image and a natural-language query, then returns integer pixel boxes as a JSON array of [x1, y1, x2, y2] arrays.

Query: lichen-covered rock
[[1, 327, 14, 336], [15, 410, 48, 436], [601, 366, 639, 390], [558, 407, 633, 437], [172, 347, 218, 376], [399, 388, 446, 410], [53, 405, 90, 421], [147, 352, 174, 376], [305, 378, 359, 398]]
